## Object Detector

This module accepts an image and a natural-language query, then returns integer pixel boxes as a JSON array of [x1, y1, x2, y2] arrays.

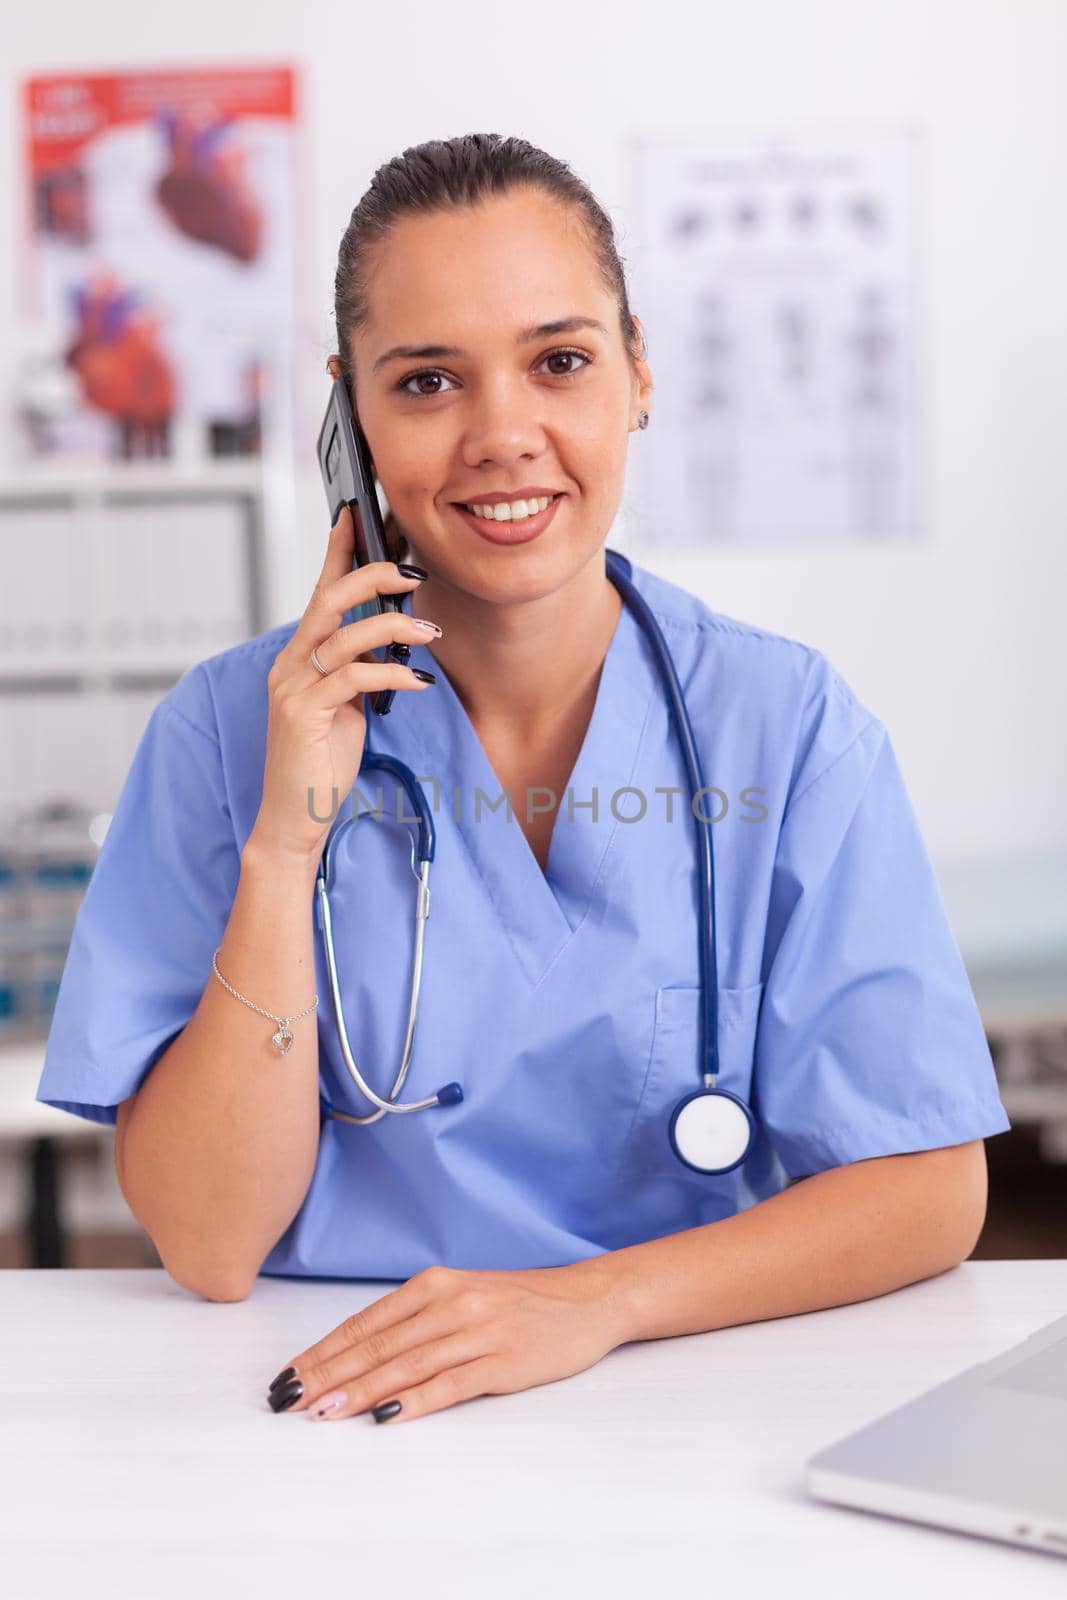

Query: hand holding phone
[[250, 504, 437, 864]]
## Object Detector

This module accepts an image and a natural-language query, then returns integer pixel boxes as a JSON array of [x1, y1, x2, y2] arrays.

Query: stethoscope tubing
[[314, 547, 748, 1173], [604, 550, 720, 1086]]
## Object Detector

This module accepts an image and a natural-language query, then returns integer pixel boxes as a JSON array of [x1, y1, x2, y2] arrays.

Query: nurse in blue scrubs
[[37, 133, 1010, 1427]]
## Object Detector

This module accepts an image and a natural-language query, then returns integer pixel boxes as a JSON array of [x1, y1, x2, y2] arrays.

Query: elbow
[[199, 1278, 255, 1304], [118, 1191, 257, 1300], [922, 1139, 991, 1269], [954, 1144, 991, 1263], [954, 1194, 989, 1266], [162, 1250, 257, 1302], [115, 1140, 258, 1300]]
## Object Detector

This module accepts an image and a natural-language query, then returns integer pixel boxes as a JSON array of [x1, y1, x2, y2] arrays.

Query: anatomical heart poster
[[18, 65, 300, 463]]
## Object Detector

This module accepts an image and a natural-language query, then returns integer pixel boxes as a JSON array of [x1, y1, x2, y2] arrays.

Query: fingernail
[[268, 1365, 297, 1394], [396, 562, 428, 580], [372, 1400, 403, 1424], [410, 668, 436, 684], [309, 1390, 347, 1420], [268, 1379, 303, 1412], [411, 617, 443, 637]]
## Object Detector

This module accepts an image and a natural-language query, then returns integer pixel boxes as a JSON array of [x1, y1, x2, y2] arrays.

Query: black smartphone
[[315, 375, 407, 717]]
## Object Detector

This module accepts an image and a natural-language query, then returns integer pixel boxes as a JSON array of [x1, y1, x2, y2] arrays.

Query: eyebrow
[[371, 316, 610, 375]]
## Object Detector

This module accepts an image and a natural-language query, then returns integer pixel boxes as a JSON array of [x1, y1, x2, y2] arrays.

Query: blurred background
[[1, 1, 1064, 1268]]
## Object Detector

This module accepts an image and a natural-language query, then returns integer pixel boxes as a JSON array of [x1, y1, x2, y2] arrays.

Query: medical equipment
[[315, 547, 757, 1175]]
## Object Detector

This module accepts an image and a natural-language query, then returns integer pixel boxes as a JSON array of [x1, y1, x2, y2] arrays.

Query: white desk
[[3, 1261, 1065, 1598]]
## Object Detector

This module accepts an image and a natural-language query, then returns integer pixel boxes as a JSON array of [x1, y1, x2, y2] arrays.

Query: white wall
[[2, 0, 1065, 875]]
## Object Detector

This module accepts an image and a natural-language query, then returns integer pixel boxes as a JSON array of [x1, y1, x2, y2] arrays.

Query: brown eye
[[397, 369, 457, 397], [540, 349, 592, 378]]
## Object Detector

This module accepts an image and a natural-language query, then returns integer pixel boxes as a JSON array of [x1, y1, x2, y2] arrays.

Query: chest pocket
[[619, 983, 764, 1180]]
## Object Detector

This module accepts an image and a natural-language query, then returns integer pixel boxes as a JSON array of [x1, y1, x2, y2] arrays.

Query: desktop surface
[[3, 1260, 1066, 1599]]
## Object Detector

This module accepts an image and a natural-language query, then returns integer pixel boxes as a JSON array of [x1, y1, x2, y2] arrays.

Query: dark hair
[[333, 132, 642, 560]]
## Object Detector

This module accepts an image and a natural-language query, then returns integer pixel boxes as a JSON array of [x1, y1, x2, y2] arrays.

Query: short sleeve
[[35, 670, 241, 1127], [753, 707, 1011, 1178]]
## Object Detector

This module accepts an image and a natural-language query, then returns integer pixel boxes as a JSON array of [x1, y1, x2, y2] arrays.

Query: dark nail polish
[[268, 1365, 297, 1395], [410, 668, 436, 684], [269, 1379, 304, 1412], [396, 563, 428, 580], [372, 1400, 403, 1424], [390, 643, 412, 664]]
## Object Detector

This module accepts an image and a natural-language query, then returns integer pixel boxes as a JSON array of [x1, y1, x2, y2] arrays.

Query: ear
[[628, 315, 653, 430]]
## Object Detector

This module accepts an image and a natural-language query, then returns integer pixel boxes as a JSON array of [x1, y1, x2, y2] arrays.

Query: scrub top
[[36, 554, 1011, 1280]]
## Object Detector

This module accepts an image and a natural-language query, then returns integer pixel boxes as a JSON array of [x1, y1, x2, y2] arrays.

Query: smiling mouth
[[453, 493, 562, 525], [451, 494, 564, 544]]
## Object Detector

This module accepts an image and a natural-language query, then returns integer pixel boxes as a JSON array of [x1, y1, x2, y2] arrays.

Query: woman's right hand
[[247, 504, 440, 867]]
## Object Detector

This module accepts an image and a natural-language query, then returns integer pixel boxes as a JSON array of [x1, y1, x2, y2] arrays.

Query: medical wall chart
[[17, 66, 300, 465], [626, 130, 925, 548]]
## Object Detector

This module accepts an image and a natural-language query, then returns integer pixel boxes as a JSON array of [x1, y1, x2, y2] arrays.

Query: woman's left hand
[[266, 1258, 629, 1425]]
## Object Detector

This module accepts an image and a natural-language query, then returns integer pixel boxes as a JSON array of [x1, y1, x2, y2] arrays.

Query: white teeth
[[465, 495, 553, 522]]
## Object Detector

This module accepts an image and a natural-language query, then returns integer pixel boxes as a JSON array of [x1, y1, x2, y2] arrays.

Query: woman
[[38, 134, 1010, 1427]]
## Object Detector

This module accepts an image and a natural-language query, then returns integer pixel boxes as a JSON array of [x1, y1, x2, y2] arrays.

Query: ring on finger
[[310, 645, 330, 677]]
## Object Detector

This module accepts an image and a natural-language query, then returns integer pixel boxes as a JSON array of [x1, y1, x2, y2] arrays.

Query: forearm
[[118, 836, 322, 1299], [591, 1143, 988, 1345]]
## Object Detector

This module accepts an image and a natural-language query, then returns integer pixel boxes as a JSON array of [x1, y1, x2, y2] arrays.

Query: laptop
[[805, 1311, 1067, 1558]]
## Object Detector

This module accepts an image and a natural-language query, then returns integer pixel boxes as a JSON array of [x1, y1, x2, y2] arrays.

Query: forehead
[[360, 190, 610, 339]]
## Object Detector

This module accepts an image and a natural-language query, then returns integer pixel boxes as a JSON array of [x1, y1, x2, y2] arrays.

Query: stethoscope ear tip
[[436, 1082, 464, 1106]]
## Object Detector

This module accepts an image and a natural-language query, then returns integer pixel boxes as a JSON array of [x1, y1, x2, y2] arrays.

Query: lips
[[451, 494, 563, 546]]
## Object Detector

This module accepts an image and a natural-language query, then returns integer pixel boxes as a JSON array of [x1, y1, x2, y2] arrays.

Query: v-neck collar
[[366, 576, 659, 988]]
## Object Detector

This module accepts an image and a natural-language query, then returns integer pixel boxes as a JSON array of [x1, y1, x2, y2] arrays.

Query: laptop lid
[[805, 1312, 1067, 1559]]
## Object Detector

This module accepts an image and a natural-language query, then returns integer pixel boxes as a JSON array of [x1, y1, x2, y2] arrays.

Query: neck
[[410, 548, 623, 740]]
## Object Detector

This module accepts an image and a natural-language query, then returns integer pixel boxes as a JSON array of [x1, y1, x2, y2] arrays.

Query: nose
[[459, 373, 548, 469]]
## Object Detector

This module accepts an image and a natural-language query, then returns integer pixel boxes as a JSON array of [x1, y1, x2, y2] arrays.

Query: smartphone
[[315, 375, 408, 716]]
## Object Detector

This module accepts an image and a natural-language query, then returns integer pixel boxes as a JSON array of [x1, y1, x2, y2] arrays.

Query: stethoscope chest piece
[[669, 1087, 755, 1175]]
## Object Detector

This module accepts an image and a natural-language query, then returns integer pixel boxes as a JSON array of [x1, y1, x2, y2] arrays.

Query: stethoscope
[[314, 547, 756, 1176]]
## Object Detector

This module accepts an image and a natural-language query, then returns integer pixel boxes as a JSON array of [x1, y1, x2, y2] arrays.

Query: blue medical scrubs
[[36, 558, 1011, 1279]]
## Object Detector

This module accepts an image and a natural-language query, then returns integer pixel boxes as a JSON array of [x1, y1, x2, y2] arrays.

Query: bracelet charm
[[211, 948, 317, 1055]]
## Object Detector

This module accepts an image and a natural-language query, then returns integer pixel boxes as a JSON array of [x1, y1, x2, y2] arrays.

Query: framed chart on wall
[[626, 126, 926, 550]]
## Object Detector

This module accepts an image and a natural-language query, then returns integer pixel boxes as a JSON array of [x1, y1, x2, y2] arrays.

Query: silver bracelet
[[211, 947, 318, 1056]]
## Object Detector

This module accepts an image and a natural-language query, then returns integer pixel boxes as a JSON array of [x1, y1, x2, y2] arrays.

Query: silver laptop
[[805, 1311, 1067, 1558]]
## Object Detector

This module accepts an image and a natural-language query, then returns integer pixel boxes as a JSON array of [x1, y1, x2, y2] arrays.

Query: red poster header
[[25, 66, 295, 173]]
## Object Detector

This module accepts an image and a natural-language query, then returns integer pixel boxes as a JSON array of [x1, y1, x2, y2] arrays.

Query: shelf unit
[[0, 458, 269, 1040]]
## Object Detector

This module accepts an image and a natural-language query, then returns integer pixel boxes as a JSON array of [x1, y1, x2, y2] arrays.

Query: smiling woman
[[333, 176, 651, 719], [37, 133, 1011, 1429]]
